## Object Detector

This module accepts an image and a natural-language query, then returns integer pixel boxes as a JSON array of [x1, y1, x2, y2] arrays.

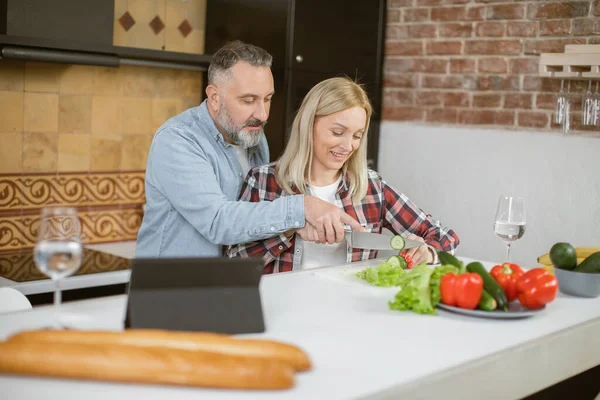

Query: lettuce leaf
[[388, 264, 436, 315], [429, 265, 459, 305], [356, 262, 406, 287]]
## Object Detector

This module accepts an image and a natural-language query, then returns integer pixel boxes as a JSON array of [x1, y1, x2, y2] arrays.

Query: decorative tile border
[[0, 207, 143, 252], [0, 171, 146, 252], [0, 171, 145, 211]]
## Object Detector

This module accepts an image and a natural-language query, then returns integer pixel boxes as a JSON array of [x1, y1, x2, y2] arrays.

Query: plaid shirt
[[226, 162, 459, 274]]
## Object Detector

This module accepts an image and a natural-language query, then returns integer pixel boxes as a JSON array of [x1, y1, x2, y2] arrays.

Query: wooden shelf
[[539, 44, 600, 80]]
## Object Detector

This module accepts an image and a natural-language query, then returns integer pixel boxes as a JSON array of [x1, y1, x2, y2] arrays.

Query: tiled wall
[[383, 0, 600, 135], [0, 61, 204, 252], [114, 0, 206, 54]]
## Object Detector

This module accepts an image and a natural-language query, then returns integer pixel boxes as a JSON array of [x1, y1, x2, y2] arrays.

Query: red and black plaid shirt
[[227, 162, 459, 274]]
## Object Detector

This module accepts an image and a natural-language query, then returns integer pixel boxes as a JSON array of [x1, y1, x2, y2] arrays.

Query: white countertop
[[0, 242, 136, 296], [1, 256, 599, 400]]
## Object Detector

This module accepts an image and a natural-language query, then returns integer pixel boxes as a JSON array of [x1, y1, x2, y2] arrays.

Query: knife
[[346, 231, 424, 251]]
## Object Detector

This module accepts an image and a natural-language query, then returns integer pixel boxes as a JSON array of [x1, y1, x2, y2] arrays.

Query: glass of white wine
[[33, 207, 83, 328], [493, 196, 526, 262]]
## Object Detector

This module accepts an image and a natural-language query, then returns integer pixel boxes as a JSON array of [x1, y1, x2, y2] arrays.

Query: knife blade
[[347, 231, 424, 251]]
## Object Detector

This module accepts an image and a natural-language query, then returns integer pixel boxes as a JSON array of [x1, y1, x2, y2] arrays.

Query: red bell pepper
[[440, 273, 483, 310], [490, 263, 525, 302], [516, 268, 558, 310]]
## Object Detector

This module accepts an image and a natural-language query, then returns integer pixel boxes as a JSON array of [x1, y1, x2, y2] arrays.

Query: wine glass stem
[[54, 279, 61, 328], [505, 242, 511, 263]]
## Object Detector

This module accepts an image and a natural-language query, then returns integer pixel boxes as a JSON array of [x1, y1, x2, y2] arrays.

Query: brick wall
[[383, 0, 600, 134]]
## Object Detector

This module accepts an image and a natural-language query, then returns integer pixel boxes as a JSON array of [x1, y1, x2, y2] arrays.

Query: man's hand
[[403, 234, 433, 265], [303, 195, 364, 243]]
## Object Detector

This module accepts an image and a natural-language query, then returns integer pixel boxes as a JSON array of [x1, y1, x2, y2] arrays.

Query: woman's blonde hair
[[275, 76, 372, 202]]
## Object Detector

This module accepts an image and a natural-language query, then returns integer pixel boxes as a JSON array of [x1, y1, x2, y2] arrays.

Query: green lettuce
[[388, 264, 436, 315], [355, 262, 406, 287], [429, 265, 459, 305]]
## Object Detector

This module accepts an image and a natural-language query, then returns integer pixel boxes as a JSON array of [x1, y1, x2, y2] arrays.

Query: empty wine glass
[[554, 80, 567, 125], [493, 196, 526, 263], [33, 207, 83, 328], [593, 81, 600, 127], [582, 81, 595, 126]]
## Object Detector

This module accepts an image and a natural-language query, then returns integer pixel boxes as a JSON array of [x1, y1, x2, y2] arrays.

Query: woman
[[227, 77, 459, 274]]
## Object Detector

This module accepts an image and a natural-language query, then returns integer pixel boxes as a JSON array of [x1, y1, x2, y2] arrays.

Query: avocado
[[574, 252, 600, 273]]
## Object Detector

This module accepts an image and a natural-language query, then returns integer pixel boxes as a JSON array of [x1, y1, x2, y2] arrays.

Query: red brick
[[518, 112, 549, 128], [539, 20, 571, 37], [416, 92, 443, 106], [386, 41, 424, 56], [524, 39, 586, 55], [507, 22, 537, 37], [527, 2, 590, 20], [423, 75, 476, 89], [426, 41, 463, 55], [510, 58, 539, 75], [591, 37, 600, 44], [571, 19, 600, 36], [594, 0, 600, 16], [385, 58, 449, 74], [431, 7, 466, 21], [477, 76, 519, 91], [473, 93, 502, 108], [389, 0, 413, 7], [382, 106, 425, 121], [409, 24, 437, 38], [404, 8, 430, 22], [486, 4, 525, 20], [523, 77, 562, 92], [387, 10, 401, 23], [476, 22, 505, 37], [426, 108, 458, 124], [416, 0, 442, 5], [458, 110, 514, 125], [475, 0, 515, 3], [468, 6, 486, 20], [505, 93, 533, 109], [465, 40, 521, 55], [386, 25, 409, 40], [383, 74, 419, 88], [443, 92, 470, 107], [450, 58, 475, 73], [536, 93, 557, 110], [477, 57, 508, 73], [383, 90, 415, 107], [439, 23, 473, 38]]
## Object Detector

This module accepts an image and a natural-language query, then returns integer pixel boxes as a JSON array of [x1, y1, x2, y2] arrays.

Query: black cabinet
[[205, 0, 385, 167]]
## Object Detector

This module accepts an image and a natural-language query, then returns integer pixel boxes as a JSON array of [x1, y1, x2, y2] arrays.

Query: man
[[136, 40, 362, 258]]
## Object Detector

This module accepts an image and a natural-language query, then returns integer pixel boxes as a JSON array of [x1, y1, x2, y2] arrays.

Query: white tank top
[[299, 175, 347, 269]]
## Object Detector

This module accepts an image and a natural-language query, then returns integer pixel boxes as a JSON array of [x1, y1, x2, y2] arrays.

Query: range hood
[[0, 0, 211, 71]]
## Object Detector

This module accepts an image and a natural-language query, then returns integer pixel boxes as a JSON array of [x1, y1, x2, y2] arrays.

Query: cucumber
[[466, 262, 508, 311], [574, 252, 600, 273], [437, 252, 463, 269], [478, 290, 497, 311], [387, 255, 408, 269], [390, 235, 405, 250]]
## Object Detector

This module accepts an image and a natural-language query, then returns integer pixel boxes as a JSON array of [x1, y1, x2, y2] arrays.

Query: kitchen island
[[0, 257, 599, 399]]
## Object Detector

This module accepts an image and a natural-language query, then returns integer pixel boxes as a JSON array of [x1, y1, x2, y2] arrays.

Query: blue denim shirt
[[135, 100, 305, 258]]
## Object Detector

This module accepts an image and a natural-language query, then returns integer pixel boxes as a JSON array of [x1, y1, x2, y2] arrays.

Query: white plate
[[437, 302, 545, 319]]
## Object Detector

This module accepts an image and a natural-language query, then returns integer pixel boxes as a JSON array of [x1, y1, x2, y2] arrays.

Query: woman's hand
[[403, 234, 432, 265]]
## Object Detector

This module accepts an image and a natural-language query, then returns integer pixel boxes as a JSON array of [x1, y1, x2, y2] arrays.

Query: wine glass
[[33, 207, 83, 328], [493, 196, 526, 263]]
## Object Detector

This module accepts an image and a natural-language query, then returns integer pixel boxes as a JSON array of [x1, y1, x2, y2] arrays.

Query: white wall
[[377, 122, 600, 267]]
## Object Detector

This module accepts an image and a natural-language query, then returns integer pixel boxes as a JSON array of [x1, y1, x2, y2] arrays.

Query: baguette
[[0, 341, 294, 390], [7, 329, 312, 372]]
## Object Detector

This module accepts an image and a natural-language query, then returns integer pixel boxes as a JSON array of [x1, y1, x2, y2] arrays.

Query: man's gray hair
[[207, 40, 273, 85]]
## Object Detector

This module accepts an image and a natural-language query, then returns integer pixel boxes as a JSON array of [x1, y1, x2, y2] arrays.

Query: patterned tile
[[149, 15, 165, 35], [0, 171, 146, 211], [0, 207, 143, 253], [178, 19, 193, 38], [119, 11, 136, 32]]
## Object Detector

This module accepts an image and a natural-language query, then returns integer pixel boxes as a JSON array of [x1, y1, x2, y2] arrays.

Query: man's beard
[[217, 103, 266, 149]]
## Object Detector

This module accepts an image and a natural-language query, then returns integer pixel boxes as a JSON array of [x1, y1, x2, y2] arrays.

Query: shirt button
[[270, 226, 275, 231], [294, 221, 300, 227], [278, 245, 283, 250], [296, 249, 301, 254]]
